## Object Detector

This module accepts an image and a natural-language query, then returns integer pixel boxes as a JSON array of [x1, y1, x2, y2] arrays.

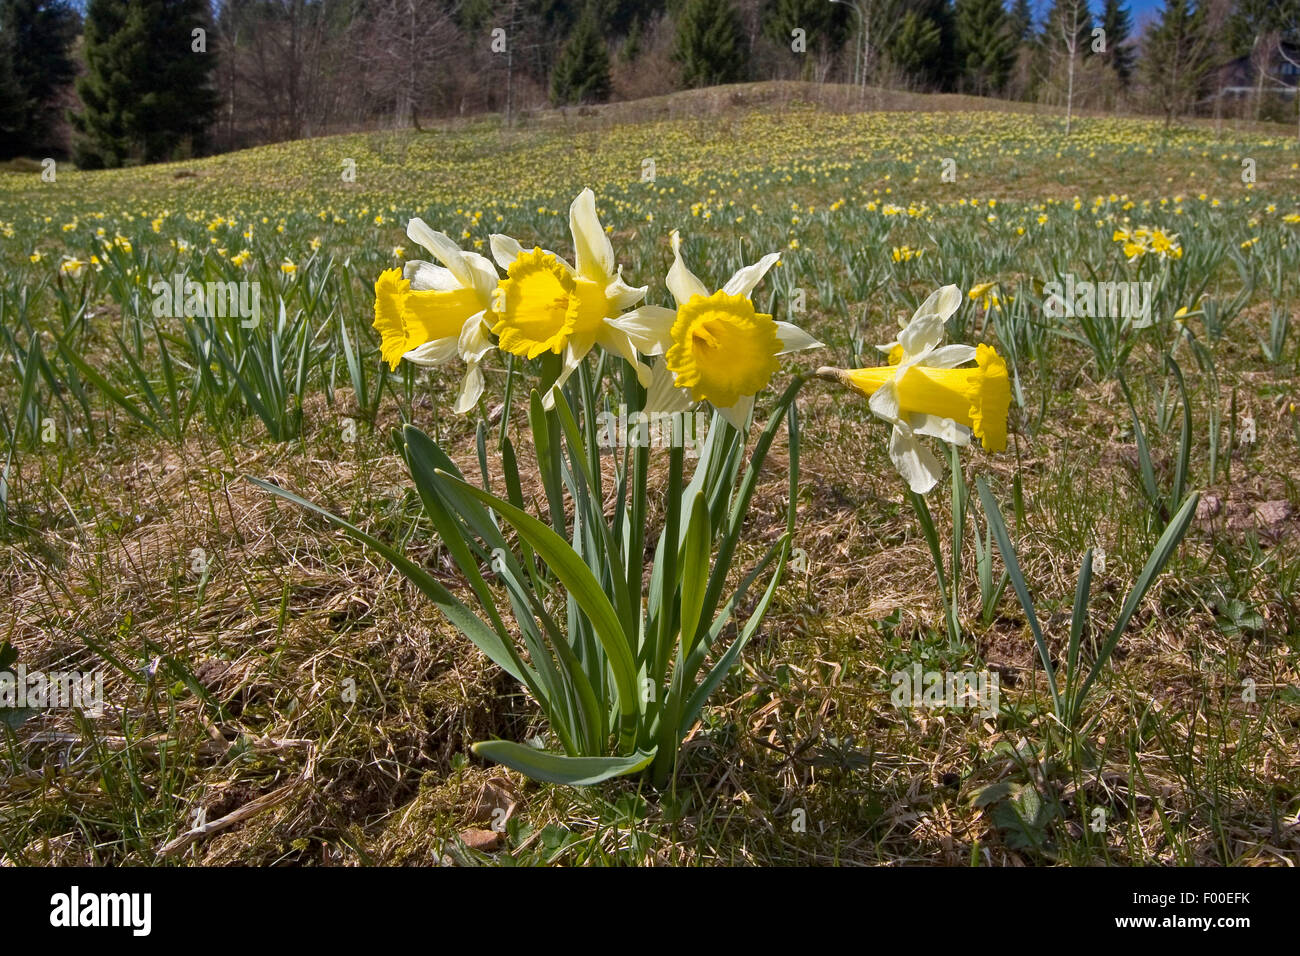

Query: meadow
[[2, 86, 1299, 865]]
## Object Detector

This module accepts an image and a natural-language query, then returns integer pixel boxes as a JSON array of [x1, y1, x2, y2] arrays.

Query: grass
[[1, 82, 1298, 865]]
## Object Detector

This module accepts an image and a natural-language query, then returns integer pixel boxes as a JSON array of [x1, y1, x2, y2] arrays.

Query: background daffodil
[[641, 230, 822, 430], [488, 188, 660, 401], [967, 280, 1001, 310], [818, 284, 1010, 494], [373, 219, 497, 414]]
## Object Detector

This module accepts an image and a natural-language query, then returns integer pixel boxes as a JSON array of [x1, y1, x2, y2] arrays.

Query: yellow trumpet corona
[[822, 343, 1010, 453], [665, 290, 781, 410], [491, 247, 608, 359], [373, 267, 482, 371]]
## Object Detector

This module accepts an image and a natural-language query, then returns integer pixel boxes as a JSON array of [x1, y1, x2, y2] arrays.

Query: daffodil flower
[[373, 219, 498, 414], [488, 188, 658, 403], [967, 281, 1000, 310], [818, 285, 1010, 494], [634, 230, 822, 430]]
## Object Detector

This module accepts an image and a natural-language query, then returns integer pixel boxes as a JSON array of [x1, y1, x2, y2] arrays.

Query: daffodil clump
[[1113, 226, 1183, 261], [372, 188, 821, 427], [339, 188, 824, 786]]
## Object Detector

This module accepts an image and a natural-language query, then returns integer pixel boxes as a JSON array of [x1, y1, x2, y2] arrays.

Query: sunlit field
[[3, 87, 1299, 865]]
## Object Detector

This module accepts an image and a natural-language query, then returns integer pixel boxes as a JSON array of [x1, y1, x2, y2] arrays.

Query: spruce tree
[[1099, 0, 1135, 86], [888, 10, 943, 85], [877, 0, 955, 90], [762, 0, 846, 78], [0, 32, 23, 149], [1008, 0, 1034, 44], [622, 14, 642, 63], [70, 0, 141, 167], [928, 0, 960, 91], [673, 0, 747, 88], [953, 0, 1015, 95], [1142, 0, 1213, 125], [1225, 0, 1289, 58], [551, 4, 612, 104], [0, 0, 79, 157], [72, 0, 218, 167]]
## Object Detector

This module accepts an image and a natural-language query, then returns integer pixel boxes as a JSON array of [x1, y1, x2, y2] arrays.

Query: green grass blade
[[1073, 492, 1199, 717], [976, 477, 1062, 717], [1065, 547, 1093, 723], [1165, 354, 1192, 513]]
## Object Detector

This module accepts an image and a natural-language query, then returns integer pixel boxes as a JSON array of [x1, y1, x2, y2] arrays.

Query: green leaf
[[1065, 547, 1093, 711], [1165, 354, 1192, 514], [991, 784, 1055, 851], [400, 426, 550, 706], [0, 641, 36, 729], [472, 740, 655, 785], [56, 338, 160, 435], [976, 477, 1063, 717], [679, 490, 710, 658], [699, 375, 805, 633], [528, 389, 568, 538], [1118, 375, 1160, 509], [438, 471, 642, 749], [970, 780, 1014, 808], [682, 532, 790, 732], [1073, 491, 1198, 715]]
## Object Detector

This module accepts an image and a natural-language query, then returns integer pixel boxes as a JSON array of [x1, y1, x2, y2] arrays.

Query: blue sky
[[57, 0, 1177, 31], [1103, 0, 1167, 27], [1022, 0, 1170, 31]]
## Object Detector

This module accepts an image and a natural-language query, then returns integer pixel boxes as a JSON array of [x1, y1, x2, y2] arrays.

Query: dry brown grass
[[5, 331, 1295, 865]]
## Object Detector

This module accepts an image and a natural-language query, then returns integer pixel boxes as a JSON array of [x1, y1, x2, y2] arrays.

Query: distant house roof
[[1215, 41, 1300, 96]]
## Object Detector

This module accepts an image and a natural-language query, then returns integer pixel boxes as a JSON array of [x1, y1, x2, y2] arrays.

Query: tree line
[[1, 0, 1298, 166]]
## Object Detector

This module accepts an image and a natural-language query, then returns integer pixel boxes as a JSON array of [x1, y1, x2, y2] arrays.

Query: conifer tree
[[0, 34, 23, 149], [762, 0, 845, 79], [953, 0, 1015, 95], [674, 0, 746, 88], [1008, 0, 1034, 44], [0, 0, 79, 156], [551, 3, 612, 104], [888, 9, 942, 85], [1099, 0, 1135, 85], [1045, 0, 1093, 55], [622, 14, 642, 63], [1142, 0, 1213, 125], [72, 0, 218, 167]]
